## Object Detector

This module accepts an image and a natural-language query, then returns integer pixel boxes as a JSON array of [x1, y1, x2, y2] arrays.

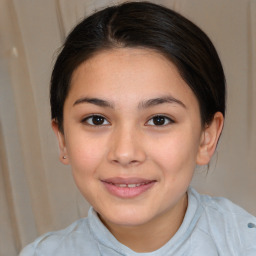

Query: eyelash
[[82, 115, 110, 126], [146, 115, 174, 126], [81, 114, 174, 127]]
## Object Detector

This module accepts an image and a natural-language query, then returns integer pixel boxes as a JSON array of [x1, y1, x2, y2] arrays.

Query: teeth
[[114, 182, 150, 188], [128, 184, 136, 188]]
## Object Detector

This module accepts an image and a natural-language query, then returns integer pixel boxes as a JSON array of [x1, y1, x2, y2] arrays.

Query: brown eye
[[153, 116, 165, 125], [146, 115, 173, 126], [83, 115, 109, 126]]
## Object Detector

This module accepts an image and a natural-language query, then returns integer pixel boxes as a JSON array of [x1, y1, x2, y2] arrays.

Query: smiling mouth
[[108, 181, 153, 188], [101, 178, 156, 198]]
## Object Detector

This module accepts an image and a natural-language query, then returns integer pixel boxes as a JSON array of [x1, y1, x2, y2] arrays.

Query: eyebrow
[[73, 97, 114, 108], [139, 96, 186, 109], [73, 96, 186, 109]]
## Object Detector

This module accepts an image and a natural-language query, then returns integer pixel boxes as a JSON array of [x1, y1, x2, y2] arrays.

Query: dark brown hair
[[50, 1, 226, 132]]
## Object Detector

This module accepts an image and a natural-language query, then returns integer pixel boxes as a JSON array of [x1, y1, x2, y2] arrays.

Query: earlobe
[[51, 120, 69, 165], [196, 112, 224, 166]]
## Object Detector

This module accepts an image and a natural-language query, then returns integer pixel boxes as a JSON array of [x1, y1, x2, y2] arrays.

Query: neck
[[100, 193, 188, 253]]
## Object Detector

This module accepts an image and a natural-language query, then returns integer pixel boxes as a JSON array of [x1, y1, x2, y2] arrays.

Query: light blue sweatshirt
[[19, 188, 256, 255]]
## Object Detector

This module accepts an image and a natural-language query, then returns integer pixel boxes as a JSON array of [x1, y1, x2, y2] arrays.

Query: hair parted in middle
[[50, 1, 226, 132]]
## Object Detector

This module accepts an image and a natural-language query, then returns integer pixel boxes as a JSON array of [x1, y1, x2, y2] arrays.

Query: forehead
[[69, 48, 198, 108], [71, 48, 181, 85]]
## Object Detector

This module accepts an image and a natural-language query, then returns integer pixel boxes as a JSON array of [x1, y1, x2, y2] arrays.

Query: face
[[53, 48, 218, 228]]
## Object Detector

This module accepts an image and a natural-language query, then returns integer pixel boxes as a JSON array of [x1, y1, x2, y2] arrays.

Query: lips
[[101, 177, 156, 198], [114, 182, 151, 188]]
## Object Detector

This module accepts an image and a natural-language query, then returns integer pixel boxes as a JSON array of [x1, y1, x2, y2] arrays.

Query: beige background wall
[[0, 0, 255, 255]]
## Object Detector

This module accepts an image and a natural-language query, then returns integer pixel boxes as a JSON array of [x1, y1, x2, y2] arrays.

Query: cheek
[[66, 133, 106, 178], [149, 129, 200, 175], [65, 135, 107, 203]]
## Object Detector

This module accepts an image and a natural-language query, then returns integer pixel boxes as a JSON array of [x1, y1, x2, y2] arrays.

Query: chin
[[99, 205, 155, 227]]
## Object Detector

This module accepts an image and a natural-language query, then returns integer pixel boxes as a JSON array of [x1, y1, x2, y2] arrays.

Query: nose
[[107, 125, 146, 167]]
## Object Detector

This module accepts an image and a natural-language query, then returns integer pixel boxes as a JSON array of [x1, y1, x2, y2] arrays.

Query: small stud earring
[[63, 156, 67, 159]]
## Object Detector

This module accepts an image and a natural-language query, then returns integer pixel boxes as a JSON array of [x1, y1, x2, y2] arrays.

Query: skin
[[52, 48, 224, 252]]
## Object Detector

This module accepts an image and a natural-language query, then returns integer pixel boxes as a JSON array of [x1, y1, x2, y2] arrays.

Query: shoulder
[[19, 217, 100, 256], [189, 188, 256, 255]]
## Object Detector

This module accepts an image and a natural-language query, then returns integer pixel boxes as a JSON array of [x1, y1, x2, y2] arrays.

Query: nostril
[[111, 159, 139, 166]]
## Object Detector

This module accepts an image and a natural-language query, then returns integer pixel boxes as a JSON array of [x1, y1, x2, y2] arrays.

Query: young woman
[[20, 1, 256, 255]]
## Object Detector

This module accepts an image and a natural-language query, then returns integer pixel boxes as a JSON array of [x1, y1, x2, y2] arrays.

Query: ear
[[196, 112, 224, 166], [51, 120, 69, 165]]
